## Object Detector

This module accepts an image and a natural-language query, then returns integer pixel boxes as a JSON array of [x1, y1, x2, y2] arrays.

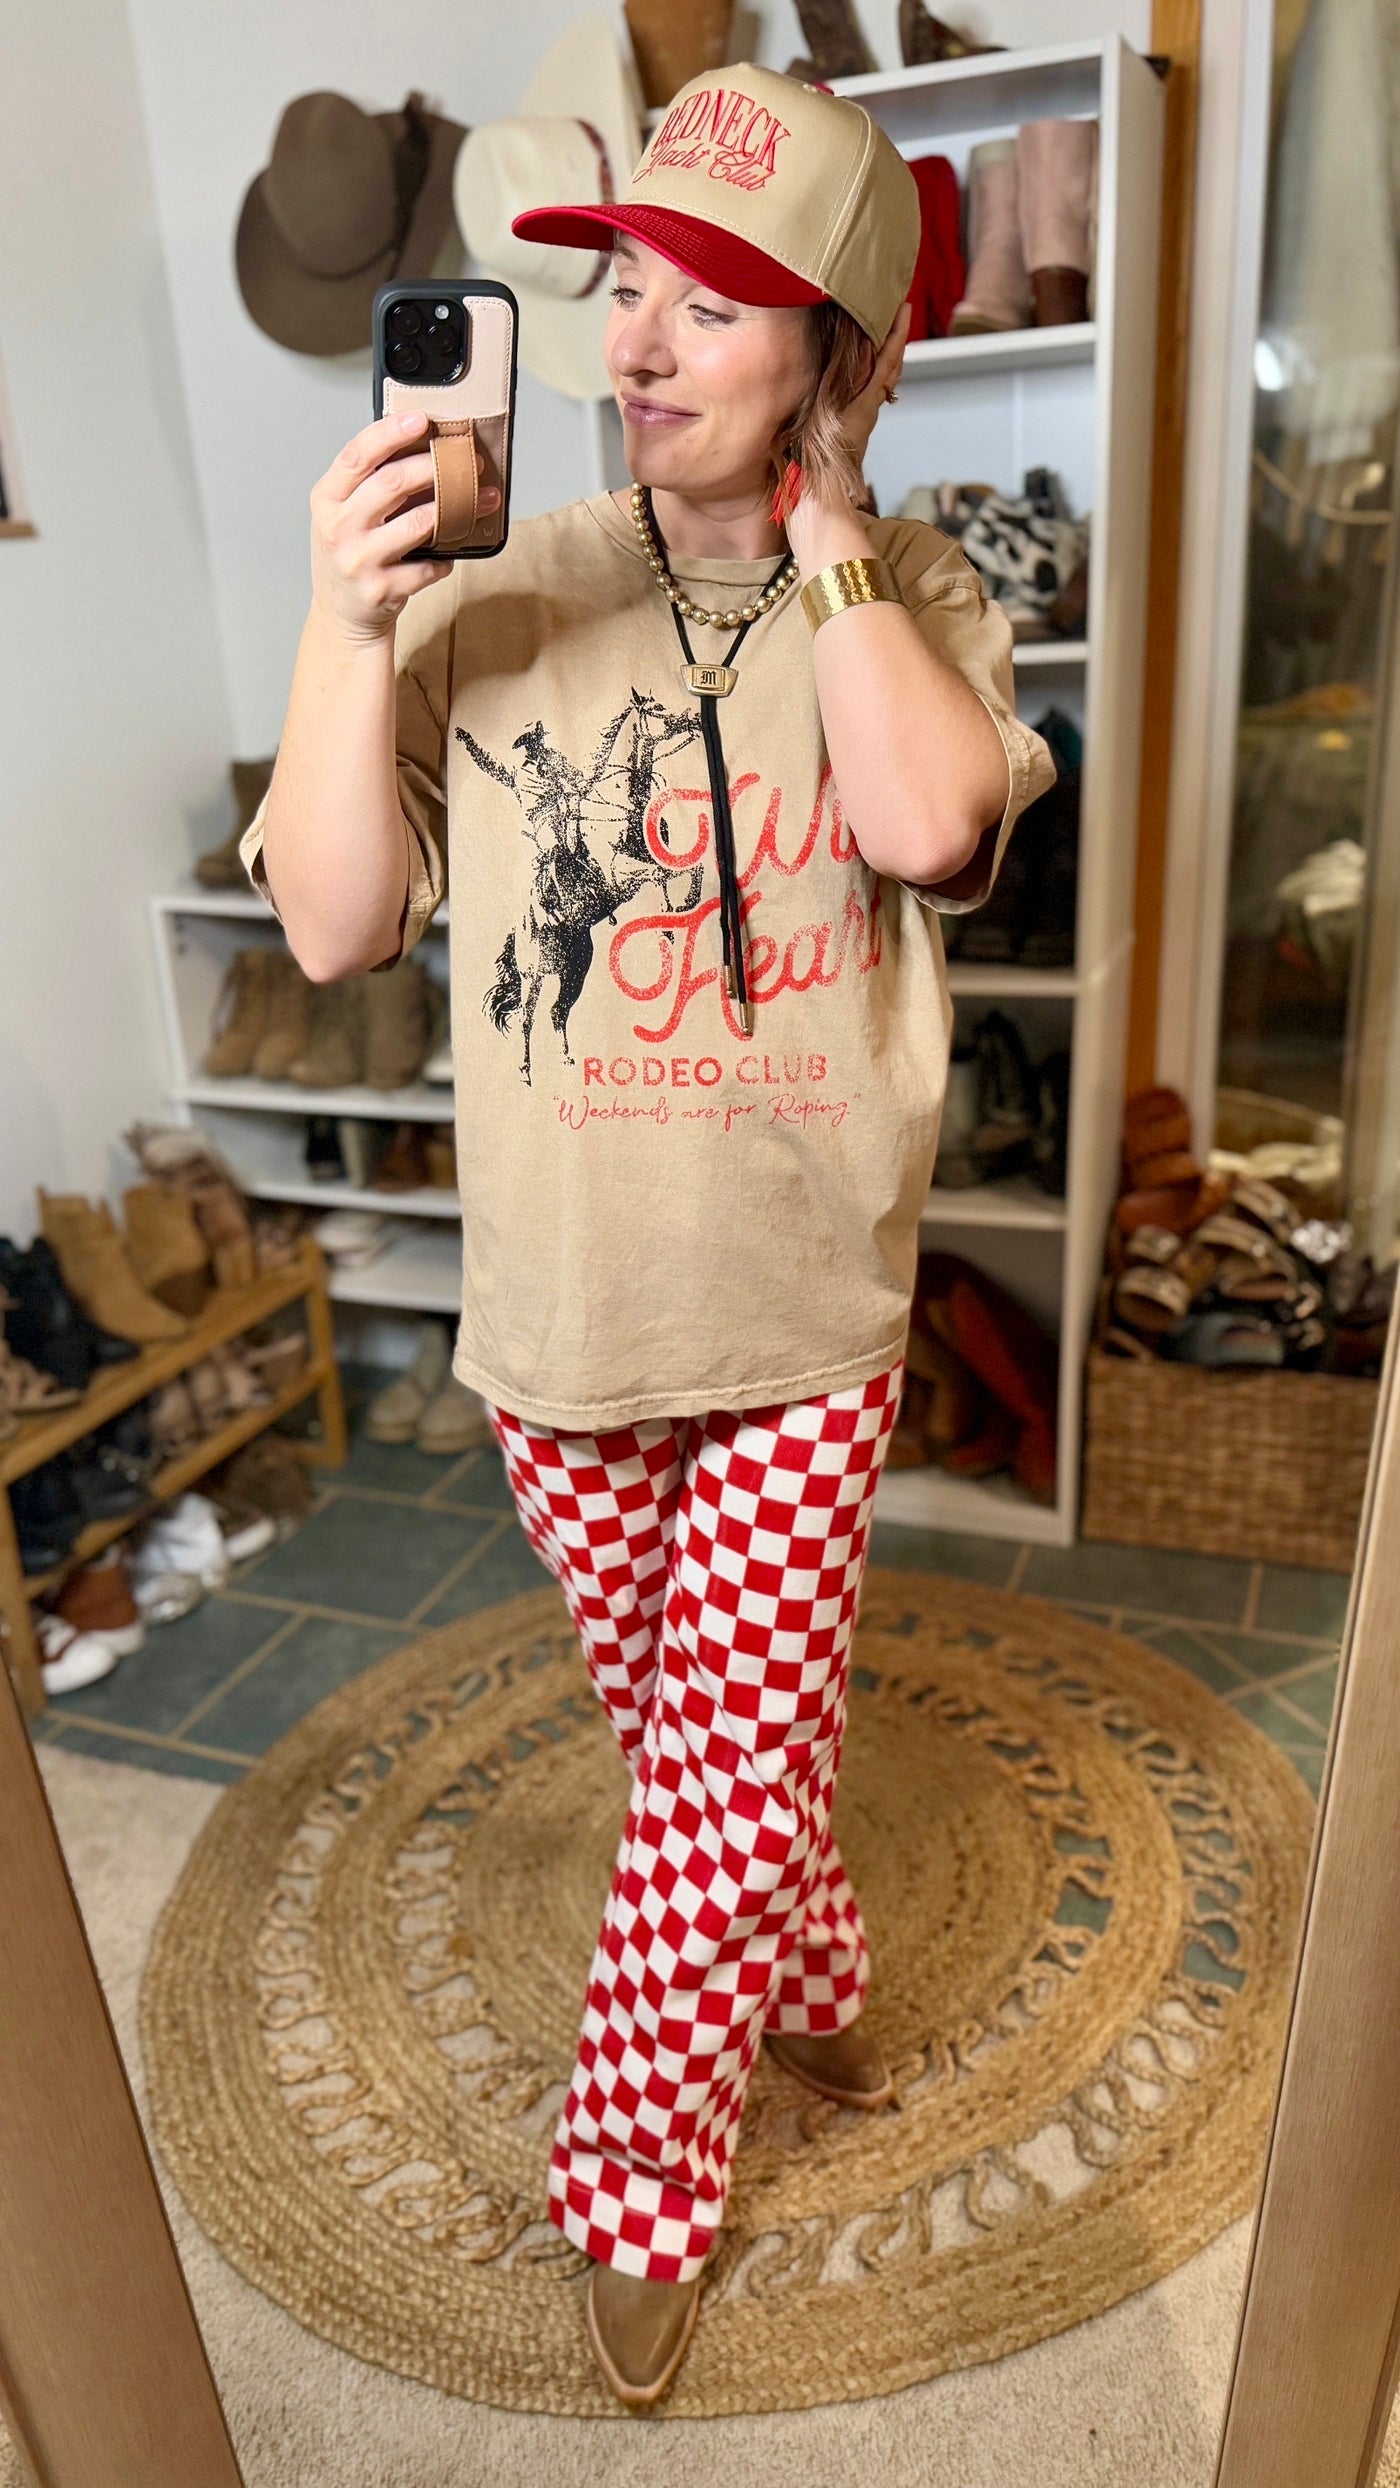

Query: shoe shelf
[[175, 1075, 453, 1124], [1012, 640, 1088, 670], [902, 322, 1096, 381], [920, 1175, 1066, 1233], [0, 1240, 348, 1717], [319, 1221, 464, 1317], [849, 36, 1162, 1546]]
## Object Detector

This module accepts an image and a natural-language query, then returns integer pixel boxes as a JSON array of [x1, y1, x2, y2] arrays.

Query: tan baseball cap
[[512, 64, 919, 346]]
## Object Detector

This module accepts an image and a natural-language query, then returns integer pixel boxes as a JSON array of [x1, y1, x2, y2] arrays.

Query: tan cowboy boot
[[765, 2019, 894, 2109], [251, 951, 314, 1080], [1017, 118, 1098, 328], [949, 139, 1031, 335], [204, 949, 277, 1077], [122, 1183, 211, 1317], [363, 958, 432, 1091], [586, 2263, 702, 2408], [39, 1192, 187, 1343], [289, 978, 366, 1089]]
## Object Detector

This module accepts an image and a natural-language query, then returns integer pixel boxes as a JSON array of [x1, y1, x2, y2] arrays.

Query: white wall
[[0, 0, 232, 1241]]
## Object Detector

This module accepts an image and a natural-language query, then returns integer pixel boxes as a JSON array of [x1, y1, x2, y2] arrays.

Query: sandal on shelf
[[1214, 1245, 1299, 1304], [1113, 1265, 1191, 1333], [1159, 1312, 1285, 1369], [146, 1377, 201, 1459], [1102, 1324, 1157, 1361], [0, 1315, 85, 1422], [1230, 1176, 1298, 1244], [1123, 1224, 1185, 1267]]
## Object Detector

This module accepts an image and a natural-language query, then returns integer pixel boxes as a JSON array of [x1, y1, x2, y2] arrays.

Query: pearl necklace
[[630, 481, 797, 630]]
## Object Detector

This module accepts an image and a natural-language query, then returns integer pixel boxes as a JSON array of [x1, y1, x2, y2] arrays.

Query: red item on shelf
[[905, 155, 965, 342]]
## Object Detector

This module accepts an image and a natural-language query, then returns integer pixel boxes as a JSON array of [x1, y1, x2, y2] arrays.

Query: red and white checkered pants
[[488, 1363, 901, 2282]]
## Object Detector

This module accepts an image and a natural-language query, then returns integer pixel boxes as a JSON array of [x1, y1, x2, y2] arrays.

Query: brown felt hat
[[236, 90, 466, 357]]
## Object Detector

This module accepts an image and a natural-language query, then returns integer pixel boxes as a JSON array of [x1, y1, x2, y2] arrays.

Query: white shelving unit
[[844, 35, 1164, 1545], [148, 36, 1161, 1534]]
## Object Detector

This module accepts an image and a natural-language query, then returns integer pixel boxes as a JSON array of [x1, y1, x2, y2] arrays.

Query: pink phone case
[[380, 292, 515, 557]]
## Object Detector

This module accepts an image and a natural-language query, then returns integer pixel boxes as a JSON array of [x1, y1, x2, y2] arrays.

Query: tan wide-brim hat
[[452, 12, 643, 401], [237, 91, 466, 358]]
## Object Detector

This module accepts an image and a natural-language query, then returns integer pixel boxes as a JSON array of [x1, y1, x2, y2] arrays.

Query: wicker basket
[[1081, 1347, 1378, 1571]]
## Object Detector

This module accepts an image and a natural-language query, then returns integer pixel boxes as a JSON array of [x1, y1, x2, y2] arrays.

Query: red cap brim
[[510, 201, 827, 309]]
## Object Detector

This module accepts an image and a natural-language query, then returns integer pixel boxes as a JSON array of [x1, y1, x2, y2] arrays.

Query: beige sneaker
[[365, 1321, 451, 1443], [416, 1372, 492, 1456], [765, 2020, 894, 2110], [585, 2262, 701, 2408]]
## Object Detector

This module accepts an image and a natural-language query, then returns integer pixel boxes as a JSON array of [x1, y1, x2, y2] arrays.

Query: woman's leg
[[488, 1406, 684, 1767], [548, 1362, 902, 2281]]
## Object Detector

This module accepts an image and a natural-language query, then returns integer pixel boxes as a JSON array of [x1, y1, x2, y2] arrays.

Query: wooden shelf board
[[920, 1177, 1067, 1232], [902, 323, 1095, 381], [876, 1462, 1068, 1544], [0, 1245, 326, 1485], [19, 1359, 331, 1598], [177, 1078, 454, 1122]]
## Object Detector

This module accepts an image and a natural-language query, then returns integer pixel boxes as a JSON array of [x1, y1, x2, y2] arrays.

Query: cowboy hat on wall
[[237, 90, 465, 356], [452, 12, 644, 402]]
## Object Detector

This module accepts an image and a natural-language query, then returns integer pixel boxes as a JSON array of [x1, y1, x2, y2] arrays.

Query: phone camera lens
[[388, 301, 423, 341], [388, 339, 423, 376]]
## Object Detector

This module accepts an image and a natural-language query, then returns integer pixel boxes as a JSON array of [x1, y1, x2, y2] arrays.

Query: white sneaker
[[131, 1493, 230, 1592], [218, 1506, 277, 1563], [37, 1611, 123, 1697]]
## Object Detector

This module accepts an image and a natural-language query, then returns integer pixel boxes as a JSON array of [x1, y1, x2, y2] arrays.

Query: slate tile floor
[[32, 1371, 1349, 1798]]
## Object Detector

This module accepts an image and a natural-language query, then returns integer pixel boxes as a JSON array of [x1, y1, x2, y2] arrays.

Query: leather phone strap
[[427, 418, 480, 552]]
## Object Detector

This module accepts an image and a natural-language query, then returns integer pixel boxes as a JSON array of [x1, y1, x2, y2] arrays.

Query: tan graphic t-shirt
[[244, 492, 1054, 1427]]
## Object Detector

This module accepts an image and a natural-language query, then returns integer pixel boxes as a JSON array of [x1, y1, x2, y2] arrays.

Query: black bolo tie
[[644, 487, 793, 1036]]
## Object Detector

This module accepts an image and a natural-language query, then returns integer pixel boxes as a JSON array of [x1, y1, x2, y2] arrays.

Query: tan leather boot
[[123, 1184, 211, 1317], [625, 0, 730, 106], [290, 978, 365, 1089], [949, 139, 1031, 335], [363, 959, 431, 1091], [39, 1191, 187, 1343], [765, 2020, 894, 2109], [252, 951, 315, 1080], [204, 950, 277, 1077], [585, 2263, 701, 2408], [1017, 118, 1098, 327]]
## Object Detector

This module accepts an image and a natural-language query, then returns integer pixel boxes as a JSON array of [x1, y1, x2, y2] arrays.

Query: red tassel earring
[[769, 456, 804, 530]]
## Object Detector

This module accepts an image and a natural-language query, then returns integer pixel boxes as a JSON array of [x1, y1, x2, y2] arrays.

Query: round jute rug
[[140, 1575, 1313, 2419]]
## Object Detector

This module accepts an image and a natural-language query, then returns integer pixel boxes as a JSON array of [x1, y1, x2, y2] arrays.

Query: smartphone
[[372, 280, 518, 560]]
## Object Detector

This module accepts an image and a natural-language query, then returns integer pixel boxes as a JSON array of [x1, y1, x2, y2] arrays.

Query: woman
[[247, 65, 1053, 2406]]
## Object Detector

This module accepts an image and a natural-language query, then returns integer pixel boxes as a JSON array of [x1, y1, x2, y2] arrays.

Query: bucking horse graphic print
[[458, 692, 707, 1086]]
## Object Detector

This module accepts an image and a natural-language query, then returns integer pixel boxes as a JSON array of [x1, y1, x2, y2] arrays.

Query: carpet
[[0, 1735, 1286, 2488], [134, 1575, 1313, 2424]]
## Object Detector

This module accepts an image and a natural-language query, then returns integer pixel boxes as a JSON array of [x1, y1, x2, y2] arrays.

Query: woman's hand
[[309, 412, 500, 646]]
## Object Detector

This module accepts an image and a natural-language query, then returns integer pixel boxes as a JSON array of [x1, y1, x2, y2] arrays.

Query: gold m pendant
[[683, 661, 737, 698]]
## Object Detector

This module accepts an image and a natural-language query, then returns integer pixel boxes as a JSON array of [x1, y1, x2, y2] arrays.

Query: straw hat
[[237, 91, 465, 358], [452, 13, 643, 401]]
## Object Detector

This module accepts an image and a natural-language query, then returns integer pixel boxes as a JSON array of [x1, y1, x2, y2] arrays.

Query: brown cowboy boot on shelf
[[586, 2264, 702, 2409], [766, 2021, 894, 2109], [195, 756, 275, 889], [625, 0, 731, 106], [898, 0, 1000, 62], [950, 139, 1032, 334], [204, 949, 277, 1077], [1017, 118, 1098, 327], [289, 977, 365, 1090], [122, 1183, 211, 1317], [793, 0, 873, 77], [251, 951, 315, 1080], [38, 1191, 187, 1344], [363, 958, 432, 1091], [372, 1123, 430, 1192]]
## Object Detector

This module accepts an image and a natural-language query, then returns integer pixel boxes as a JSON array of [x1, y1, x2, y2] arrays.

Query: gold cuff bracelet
[[800, 555, 904, 634]]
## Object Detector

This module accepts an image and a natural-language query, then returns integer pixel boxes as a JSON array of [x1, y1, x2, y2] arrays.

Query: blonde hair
[[772, 302, 877, 517]]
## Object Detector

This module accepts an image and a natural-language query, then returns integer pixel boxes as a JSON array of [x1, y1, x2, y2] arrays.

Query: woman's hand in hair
[[308, 413, 499, 646]]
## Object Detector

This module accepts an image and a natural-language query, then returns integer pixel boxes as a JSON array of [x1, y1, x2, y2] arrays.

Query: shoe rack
[[0, 1240, 348, 1716], [149, 36, 1161, 1546], [846, 35, 1163, 1545], [147, 891, 465, 1317]]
